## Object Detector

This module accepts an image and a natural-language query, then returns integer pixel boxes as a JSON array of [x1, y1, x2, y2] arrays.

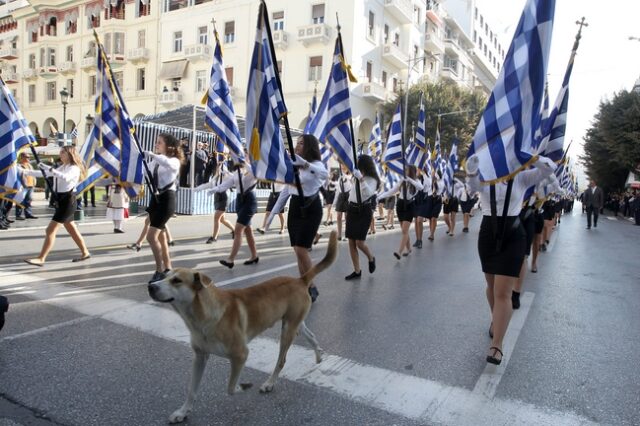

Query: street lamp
[[59, 87, 69, 146]]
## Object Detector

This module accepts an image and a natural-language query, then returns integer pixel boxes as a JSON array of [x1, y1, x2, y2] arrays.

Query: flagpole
[[93, 30, 158, 199], [259, 0, 304, 203], [336, 14, 362, 205]]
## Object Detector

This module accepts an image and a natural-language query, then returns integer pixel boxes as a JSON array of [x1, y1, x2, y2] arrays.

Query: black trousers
[[586, 205, 599, 227]]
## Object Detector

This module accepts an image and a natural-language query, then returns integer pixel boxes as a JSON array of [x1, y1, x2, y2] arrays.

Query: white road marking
[[2, 268, 596, 426], [472, 291, 535, 399], [0, 316, 96, 342]]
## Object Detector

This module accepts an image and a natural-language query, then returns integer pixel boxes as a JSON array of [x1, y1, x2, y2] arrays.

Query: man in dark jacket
[[582, 179, 604, 229]]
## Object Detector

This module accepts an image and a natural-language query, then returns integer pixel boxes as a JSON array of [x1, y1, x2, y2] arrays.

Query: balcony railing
[[297, 23, 331, 46], [128, 47, 150, 63], [425, 33, 445, 55], [38, 66, 58, 78], [444, 38, 464, 58], [81, 56, 97, 70], [3, 72, 19, 83], [59, 61, 77, 74], [23, 68, 38, 79], [440, 66, 458, 81], [382, 43, 409, 69], [184, 44, 213, 62], [272, 30, 289, 50], [0, 48, 18, 60], [384, 0, 413, 24], [159, 91, 183, 106], [106, 52, 126, 67], [360, 82, 387, 102]]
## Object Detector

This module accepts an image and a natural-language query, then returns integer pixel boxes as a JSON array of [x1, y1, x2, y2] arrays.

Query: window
[[478, 37, 483, 49], [114, 33, 125, 55], [48, 48, 56, 66], [366, 61, 372, 82], [89, 12, 100, 29], [66, 18, 77, 35], [383, 24, 389, 43], [106, 0, 125, 20], [414, 45, 419, 59], [414, 6, 421, 25], [45, 17, 57, 36], [276, 60, 282, 77], [138, 0, 151, 17], [67, 79, 74, 98], [167, 0, 187, 12], [29, 30, 38, 43], [392, 77, 398, 93], [393, 33, 400, 47], [28, 54, 36, 69], [480, 15, 483, 26], [196, 70, 207, 92], [137, 68, 146, 91], [66, 46, 73, 62], [308, 56, 322, 81], [173, 31, 183, 52], [473, 30, 477, 43], [489, 51, 492, 62], [28, 85, 36, 103], [224, 22, 235, 44], [273, 11, 284, 30], [381, 71, 387, 88], [312, 4, 325, 24], [198, 26, 208, 45], [46, 82, 56, 101], [171, 79, 181, 91], [225, 67, 234, 86], [89, 75, 97, 97], [113, 71, 123, 90], [138, 30, 146, 48], [474, 7, 478, 19], [444, 56, 458, 73], [368, 11, 375, 38]]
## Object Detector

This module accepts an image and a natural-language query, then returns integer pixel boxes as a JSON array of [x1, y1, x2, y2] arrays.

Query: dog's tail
[[301, 230, 338, 287]]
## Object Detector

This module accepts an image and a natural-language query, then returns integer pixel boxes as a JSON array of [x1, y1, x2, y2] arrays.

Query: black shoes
[[345, 271, 361, 280], [512, 291, 521, 310], [148, 271, 166, 284], [244, 257, 259, 265], [127, 243, 142, 252], [462, 227, 469, 233], [486, 347, 503, 365], [15, 216, 25, 221], [416, 240, 422, 249], [114, 229, 124, 233], [393, 252, 401, 260], [168, 240, 175, 246], [205, 236, 216, 244], [308, 286, 319, 303], [219, 259, 234, 269], [368, 257, 376, 273], [25, 215, 38, 219], [256, 228, 265, 234]]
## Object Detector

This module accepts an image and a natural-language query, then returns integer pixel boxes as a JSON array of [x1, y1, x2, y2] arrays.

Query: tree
[[581, 90, 640, 192], [380, 79, 486, 157]]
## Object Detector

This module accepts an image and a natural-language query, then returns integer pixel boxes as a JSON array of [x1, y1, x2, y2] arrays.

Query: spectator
[[15, 152, 38, 220]]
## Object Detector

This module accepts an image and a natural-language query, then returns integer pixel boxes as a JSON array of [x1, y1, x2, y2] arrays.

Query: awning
[[158, 60, 188, 80]]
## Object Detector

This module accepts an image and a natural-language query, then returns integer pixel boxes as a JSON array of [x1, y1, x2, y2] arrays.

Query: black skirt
[[52, 191, 76, 223], [478, 215, 526, 278], [443, 197, 459, 214], [542, 201, 556, 221], [288, 194, 322, 248], [461, 198, 474, 214], [214, 192, 228, 212], [334, 192, 349, 213], [383, 196, 396, 210], [534, 211, 544, 234], [428, 195, 442, 219], [324, 190, 336, 206], [520, 208, 535, 256], [266, 191, 283, 213], [396, 199, 415, 223], [346, 202, 374, 241], [236, 191, 257, 226], [147, 190, 176, 230], [414, 192, 429, 218]]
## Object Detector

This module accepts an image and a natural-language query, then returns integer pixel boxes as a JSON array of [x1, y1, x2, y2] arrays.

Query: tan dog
[[148, 231, 338, 423]]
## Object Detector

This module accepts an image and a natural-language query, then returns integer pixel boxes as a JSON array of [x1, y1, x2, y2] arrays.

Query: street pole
[[59, 87, 69, 146]]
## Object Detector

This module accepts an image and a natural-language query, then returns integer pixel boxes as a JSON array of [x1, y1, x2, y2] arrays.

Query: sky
[[474, 0, 640, 185]]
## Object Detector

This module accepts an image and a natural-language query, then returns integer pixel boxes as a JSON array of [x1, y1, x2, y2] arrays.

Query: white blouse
[[201, 167, 257, 194], [337, 175, 352, 194], [146, 152, 181, 192], [377, 177, 423, 201], [269, 160, 328, 214], [348, 176, 378, 203], [24, 164, 80, 193]]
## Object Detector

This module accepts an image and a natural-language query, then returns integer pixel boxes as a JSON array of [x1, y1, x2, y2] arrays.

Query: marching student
[[377, 165, 422, 259], [322, 171, 338, 226], [144, 133, 183, 283], [126, 217, 174, 252], [412, 172, 429, 249], [198, 159, 258, 268], [344, 155, 380, 280], [106, 182, 128, 233], [203, 161, 235, 243], [426, 172, 444, 241], [333, 166, 352, 240], [22, 146, 91, 266], [443, 180, 462, 236], [513, 191, 537, 310], [466, 154, 555, 366], [266, 135, 328, 302], [459, 181, 475, 232], [256, 181, 285, 235], [381, 193, 396, 230]]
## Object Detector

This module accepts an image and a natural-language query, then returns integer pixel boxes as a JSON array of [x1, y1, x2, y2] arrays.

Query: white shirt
[[205, 167, 257, 194], [24, 164, 80, 193], [467, 160, 556, 216], [269, 160, 329, 215], [377, 177, 423, 201], [146, 152, 181, 191], [349, 176, 378, 203], [337, 175, 352, 194]]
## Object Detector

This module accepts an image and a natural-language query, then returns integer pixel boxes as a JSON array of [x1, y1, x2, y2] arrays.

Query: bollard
[[74, 209, 84, 221], [129, 200, 139, 214]]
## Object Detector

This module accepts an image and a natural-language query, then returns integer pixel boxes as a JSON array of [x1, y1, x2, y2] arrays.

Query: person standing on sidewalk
[[583, 179, 604, 229], [15, 152, 38, 220], [21, 146, 91, 266]]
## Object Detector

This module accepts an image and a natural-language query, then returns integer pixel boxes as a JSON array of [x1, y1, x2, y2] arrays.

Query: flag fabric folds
[[466, 0, 556, 183], [0, 78, 36, 203], [307, 38, 356, 171], [245, 2, 294, 183], [407, 94, 427, 170], [383, 103, 404, 175], [303, 89, 318, 134], [368, 114, 382, 159], [205, 30, 245, 164], [445, 138, 459, 195]]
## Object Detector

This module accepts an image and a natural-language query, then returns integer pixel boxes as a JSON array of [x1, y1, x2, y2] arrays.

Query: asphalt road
[[0, 205, 638, 425]]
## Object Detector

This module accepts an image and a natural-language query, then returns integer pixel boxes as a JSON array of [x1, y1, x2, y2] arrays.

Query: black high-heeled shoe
[[219, 260, 234, 269], [486, 347, 503, 365], [244, 257, 259, 265]]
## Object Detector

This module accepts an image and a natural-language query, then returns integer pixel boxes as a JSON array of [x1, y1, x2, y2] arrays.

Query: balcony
[[297, 23, 331, 46], [440, 66, 458, 81], [38, 66, 58, 78], [81, 56, 97, 70], [0, 48, 18, 60], [23, 68, 38, 80], [128, 47, 150, 63], [382, 43, 409, 69], [360, 82, 387, 102], [272, 30, 289, 50], [184, 44, 213, 62], [59, 61, 77, 74], [159, 91, 183, 106], [426, 9, 443, 27], [106, 52, 126, 68], [424, 33, 445, 55], [3, 72, 19, 84], [384, 0, 413, 24], [444, 38, 464, 58]]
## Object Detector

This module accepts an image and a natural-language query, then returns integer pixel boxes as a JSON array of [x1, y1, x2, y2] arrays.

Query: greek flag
[[368, 113, 382, 159], [407, 94, 427, 170], [445, 138, 459, 196], [92, 39, 144, 197], [0, 78, 36, 203], [307, 38, 356, 171], [204, 30, 245, 164], [538, 32, 579, 162], [383, 103, 404, 175], [432, 119, 442, 166], [245, 2, 294, 183], [466, 0, 556, 183], [303, 89, 318, 133]]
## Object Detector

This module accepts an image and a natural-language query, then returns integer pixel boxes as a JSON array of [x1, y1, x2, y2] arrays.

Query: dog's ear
[[192, 271, 212, 291]]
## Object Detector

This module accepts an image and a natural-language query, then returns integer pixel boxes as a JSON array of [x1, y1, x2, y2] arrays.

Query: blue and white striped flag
[[0, 77, 36, 203], [245, 2, 294, 183], [368, 113, 382, 159], [432, 119, 442, 166], [303, 89, 318, 134], [92, 38, 144, 197], [70, 126, 78, 139], [383, 103, 404, 175], [466, 0, 556, 183], [204, 30, 245, 164], [407, 94, 427, 170], [445, 138, 459, 196], [307, 38, 357, 171]]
